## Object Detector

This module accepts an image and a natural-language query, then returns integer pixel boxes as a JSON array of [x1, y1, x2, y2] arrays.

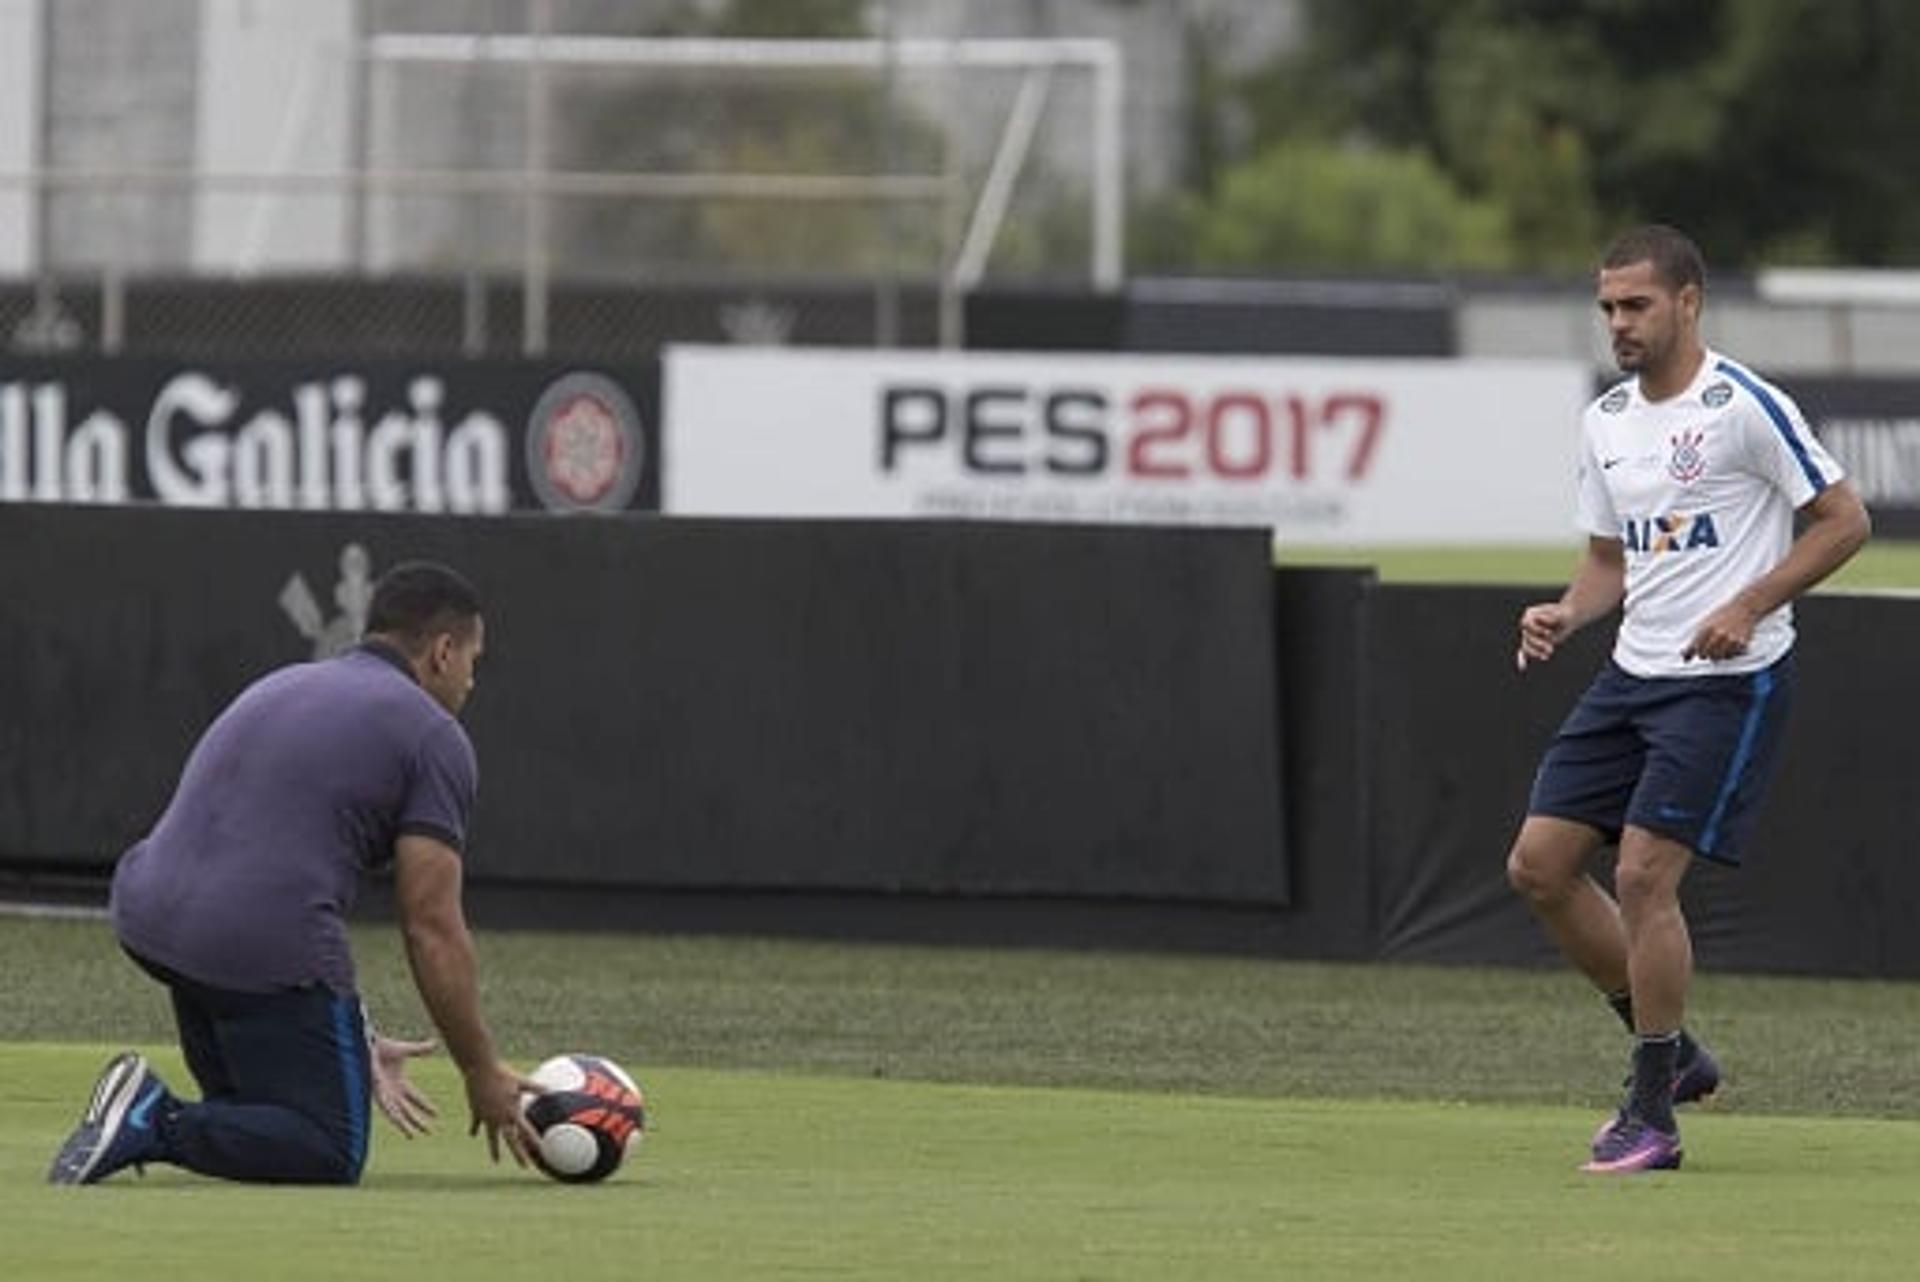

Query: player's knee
[[1614, 831, 1689, 912], [312, 1138, 366, 1186], [316, 1155, 364, 1186], [1506, 840, 1567, 905], [1612, 857, 1672, 913]]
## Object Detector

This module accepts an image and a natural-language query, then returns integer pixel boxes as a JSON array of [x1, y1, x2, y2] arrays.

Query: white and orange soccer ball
[[518, 1053, 647, 1183]]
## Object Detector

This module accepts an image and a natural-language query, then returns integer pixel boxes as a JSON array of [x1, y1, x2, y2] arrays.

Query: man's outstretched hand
[[371, 1032, 440, 1138]]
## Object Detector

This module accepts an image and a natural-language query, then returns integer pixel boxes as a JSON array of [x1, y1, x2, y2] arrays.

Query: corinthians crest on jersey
[[1667, 428, 1707, 484]]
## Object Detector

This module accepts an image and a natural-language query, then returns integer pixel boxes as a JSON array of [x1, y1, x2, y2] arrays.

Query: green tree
[[1422, 20, 1601, 268], [1203, 0, 1920, 270], [647, 0, 868, 38], [1617, 0, 1920, 266], [1182, 140, 1513, 272]]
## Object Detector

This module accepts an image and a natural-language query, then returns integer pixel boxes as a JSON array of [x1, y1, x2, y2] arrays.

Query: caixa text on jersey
[[0, 372, 513, 512]]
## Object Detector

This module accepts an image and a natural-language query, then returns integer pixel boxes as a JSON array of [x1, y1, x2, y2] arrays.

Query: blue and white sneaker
[[46, 1051, 172, 1185]]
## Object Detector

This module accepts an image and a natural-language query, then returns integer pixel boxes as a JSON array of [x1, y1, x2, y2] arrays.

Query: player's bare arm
[[393, 833, 538, 1166], [1684, 481, 1872, 661], [1517, 536, 1627, 670]]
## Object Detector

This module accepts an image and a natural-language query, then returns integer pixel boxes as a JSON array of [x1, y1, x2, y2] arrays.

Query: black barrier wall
[[5, 504, 1918, 978], [1789, 377, 1920, 538], [0, 505, 1287, 904], [1357, 585, 1920, 977]]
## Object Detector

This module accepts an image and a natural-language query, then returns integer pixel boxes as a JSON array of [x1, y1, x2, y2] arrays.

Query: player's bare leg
[[1615, 825, 1694, 1037], [1506, 815, 1626, 991], [1580, 824, 1698, 1171], [1510, 814, 1718, 1170]]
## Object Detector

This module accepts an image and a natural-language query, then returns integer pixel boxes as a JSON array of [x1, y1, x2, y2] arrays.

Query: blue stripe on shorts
[[1699, 667, 1775, 854]]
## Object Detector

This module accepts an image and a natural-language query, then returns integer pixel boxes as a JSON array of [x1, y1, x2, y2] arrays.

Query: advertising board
[[665, 346, 1587, 542]]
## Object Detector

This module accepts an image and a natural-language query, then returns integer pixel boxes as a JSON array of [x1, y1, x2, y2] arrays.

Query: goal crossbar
[[366, 34, 1123, 291]]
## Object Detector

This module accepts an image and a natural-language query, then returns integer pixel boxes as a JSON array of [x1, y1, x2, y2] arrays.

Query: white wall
[[0, 0, 42, 274], [1458, 291, 1920, 377], [193, 0, 357, 272]]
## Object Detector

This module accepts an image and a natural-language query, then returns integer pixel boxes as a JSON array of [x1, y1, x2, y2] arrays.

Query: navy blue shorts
[[1528, 654, 1794, 865]]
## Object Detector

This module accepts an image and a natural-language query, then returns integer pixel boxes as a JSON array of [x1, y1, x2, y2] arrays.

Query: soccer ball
[[519, 1053, 647, 1183]]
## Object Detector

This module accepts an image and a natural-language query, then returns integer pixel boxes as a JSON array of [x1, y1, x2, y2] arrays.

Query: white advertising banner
[[665, 346, 1589, 542]]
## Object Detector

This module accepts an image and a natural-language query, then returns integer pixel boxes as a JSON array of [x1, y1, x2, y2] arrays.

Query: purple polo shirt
[[111, 641, 477, 996]]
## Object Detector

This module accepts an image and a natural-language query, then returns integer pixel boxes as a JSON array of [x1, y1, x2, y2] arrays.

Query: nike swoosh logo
[[127, 1083, 161, 1131], [1602, 457, 1625, 470]]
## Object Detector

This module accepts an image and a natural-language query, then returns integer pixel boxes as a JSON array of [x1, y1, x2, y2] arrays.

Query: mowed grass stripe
[[1276, 537, 1920, 587], [9, 918, 1920, 1118], [7, 1046, 1920, 1282]]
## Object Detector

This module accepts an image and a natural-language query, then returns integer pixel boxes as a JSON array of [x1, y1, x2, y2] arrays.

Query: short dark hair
[[365, 560, 482, 647], [1601, 224, 1706, 294]]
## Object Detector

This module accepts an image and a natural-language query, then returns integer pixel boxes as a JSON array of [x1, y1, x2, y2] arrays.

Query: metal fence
[[0, 275, 946, 360]]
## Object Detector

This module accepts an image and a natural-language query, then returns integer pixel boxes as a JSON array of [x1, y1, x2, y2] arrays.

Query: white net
[[363, 31, 1116, 289]]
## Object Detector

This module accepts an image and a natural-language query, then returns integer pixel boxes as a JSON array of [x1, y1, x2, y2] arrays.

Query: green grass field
[[1277, 537, 1920, 588], [9, 917, 1920, 1279]]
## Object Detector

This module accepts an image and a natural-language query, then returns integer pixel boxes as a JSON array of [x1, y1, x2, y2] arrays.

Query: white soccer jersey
[[1576, 349, 1843, 678]]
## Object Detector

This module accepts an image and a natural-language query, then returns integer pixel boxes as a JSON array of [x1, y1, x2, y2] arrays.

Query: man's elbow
[[397, 900, 466, 954], [1817, 484, 1872, 560], [1851, 502, 1873, 554], [1833, 497, 1872, 562]]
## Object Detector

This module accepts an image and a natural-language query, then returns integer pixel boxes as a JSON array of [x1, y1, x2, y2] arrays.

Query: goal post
[[364, 33, 1125, 350]]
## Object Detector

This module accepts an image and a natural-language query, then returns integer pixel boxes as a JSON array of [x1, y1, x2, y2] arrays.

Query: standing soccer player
[[48, 560, 537, 1185], [1506, 225, 1870, 1174]]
